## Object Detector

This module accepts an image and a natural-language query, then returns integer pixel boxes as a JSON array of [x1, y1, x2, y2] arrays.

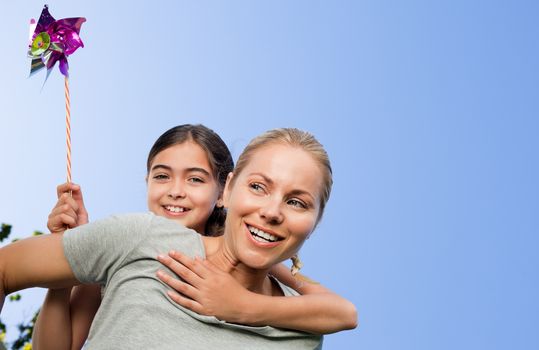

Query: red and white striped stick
[[65, 76, 72, 184]]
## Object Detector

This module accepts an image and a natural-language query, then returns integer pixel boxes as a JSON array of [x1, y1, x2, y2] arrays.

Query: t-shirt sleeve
[[62, 213, 152, 285]]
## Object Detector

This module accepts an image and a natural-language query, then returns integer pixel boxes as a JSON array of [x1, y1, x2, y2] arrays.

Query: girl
[[32, 125, 356, 349]]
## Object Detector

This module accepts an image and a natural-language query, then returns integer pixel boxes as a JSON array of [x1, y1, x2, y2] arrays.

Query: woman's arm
[[0, 234, 79, 312], [156, 251, 358, 334], [33, 182, 99, 350]]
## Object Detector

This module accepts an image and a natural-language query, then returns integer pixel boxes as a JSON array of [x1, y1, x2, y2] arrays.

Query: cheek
[[147, 184, 168, 210], [291, 216, 317, 241], [229, 189, 260, 213], [147, 185, 161, 202], [192, 187, 219, 209]]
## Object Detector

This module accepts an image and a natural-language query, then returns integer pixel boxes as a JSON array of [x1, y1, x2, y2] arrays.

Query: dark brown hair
[[147, 124, 234, 235]]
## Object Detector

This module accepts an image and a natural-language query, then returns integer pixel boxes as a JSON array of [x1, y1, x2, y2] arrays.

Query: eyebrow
[[151, 164, 212, 177], [151, 164, 173, 172], [288, 189, 316, 202], [252, 172, 274, 186]]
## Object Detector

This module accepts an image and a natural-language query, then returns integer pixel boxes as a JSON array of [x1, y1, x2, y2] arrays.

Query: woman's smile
[[245, 222, 283, 247]]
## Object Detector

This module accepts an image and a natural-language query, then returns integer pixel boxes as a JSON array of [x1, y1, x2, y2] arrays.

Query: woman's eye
[[288, 199, 307, 209], [250, 183, 264, 192]]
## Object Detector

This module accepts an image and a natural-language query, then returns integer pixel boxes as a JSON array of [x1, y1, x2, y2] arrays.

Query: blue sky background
[[1, 1, 538, 349]]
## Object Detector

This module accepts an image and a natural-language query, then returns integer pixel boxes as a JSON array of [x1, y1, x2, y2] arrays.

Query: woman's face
[[222, 143, 323, 270], [147, 141, 221, 234]]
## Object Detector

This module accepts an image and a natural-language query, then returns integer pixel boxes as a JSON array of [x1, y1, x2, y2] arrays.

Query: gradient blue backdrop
[[1, 1, 538, 349]]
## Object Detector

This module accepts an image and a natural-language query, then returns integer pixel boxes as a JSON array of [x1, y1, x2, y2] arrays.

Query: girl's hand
[[47, 183, 89, 233], [156, 251, 250, 323]]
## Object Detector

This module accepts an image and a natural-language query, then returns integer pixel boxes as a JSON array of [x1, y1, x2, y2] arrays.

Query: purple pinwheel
[[27, 5, 87, 185], [28, 4, 86, 80]]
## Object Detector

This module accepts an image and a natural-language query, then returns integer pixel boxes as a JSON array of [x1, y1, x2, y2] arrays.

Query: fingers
[[47, 212, 77, 232], [49, 207, 77, 225], [62, 193, 80, 212], [168, 251, 210, 279], [65, 184, 89, 225], [53, 183, 89, 226], [157, 253, 205, 288], [200, 258, 221, 273], [156, 269, 199, 298], [56, 182, 81, 198], [164, 289, 204, 315], [156, 254, 242, 320], [47, 203, 77, 233], [47, 192, 82, 232]]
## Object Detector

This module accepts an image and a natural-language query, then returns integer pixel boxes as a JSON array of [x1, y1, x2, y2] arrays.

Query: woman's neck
[[202, 236, 274, 295]]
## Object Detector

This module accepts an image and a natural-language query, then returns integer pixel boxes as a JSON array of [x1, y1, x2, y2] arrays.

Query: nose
[[168, 180, 186, 200], [259, 197, 284, 225]]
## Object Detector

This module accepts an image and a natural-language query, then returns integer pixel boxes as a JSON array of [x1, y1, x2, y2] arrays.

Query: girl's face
[[147, 141, 221, 234], [222, 143, 323, 270]]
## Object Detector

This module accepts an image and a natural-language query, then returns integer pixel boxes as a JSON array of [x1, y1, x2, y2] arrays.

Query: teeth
[[248, 225, 279, 243], [165, 205, 186, 213], [252, 235, 269, 243]]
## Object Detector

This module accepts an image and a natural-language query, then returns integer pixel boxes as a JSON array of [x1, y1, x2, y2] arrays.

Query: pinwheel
[[28, 4, 86, 79], [28, 5, 86, 183]]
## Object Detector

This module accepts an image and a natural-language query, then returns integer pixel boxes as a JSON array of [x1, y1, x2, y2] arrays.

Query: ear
[[215, 185, 225, 208], [222, 172, 234, 208]]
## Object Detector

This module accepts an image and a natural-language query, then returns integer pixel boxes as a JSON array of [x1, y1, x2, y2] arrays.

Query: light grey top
[[63, 212, 322, 350]]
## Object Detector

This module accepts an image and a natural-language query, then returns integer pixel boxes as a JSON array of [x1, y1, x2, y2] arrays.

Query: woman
[[1, 128, 355, 349]]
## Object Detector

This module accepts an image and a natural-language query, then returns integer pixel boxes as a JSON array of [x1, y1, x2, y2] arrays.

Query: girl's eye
[[153, 174, 169, 180], [188, 177, 204, 183], [287, 199, 307, 209]]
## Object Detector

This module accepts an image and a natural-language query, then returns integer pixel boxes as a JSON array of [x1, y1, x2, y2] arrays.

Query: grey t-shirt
[[63, 212, 323, 350]]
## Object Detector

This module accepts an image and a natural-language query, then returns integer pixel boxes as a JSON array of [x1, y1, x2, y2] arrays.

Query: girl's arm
[[33, 183, 100, 350], [32, 285, 101, 350], [68, 285, 102, 349], [265, 263, 358, 333], [32, 288, 73, 350], [157, 251, 358, 334]]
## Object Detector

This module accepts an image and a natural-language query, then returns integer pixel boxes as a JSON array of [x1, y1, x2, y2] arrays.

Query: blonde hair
[[232, 128, 333, 224]]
